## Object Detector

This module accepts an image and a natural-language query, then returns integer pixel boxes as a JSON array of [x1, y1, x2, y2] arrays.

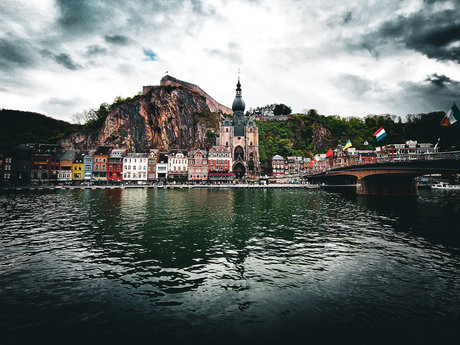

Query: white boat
[[432, 182, 460, 190]]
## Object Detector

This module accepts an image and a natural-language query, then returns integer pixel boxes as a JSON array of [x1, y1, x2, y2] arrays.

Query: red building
[[188, 149, 208, 183], [107, 149, 126, 182], [93, 146, 112, 182]]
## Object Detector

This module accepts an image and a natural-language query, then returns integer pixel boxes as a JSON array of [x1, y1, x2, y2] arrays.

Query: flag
[[440, 103, 460, 126], [326, 148, 333, 157], [373, 127, 387, 141], [343, 140, 352, 150], [314, 155, 321, 162]]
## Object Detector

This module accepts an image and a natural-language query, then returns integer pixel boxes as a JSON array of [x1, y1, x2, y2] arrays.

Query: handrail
[[306, 151, 460, 175]]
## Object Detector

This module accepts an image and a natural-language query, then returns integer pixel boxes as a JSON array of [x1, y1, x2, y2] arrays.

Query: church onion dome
[[232, 78, 246, 112]]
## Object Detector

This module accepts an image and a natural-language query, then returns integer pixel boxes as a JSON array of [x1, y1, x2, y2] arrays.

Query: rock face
[[60, 83, 224, 152], [312, 122, 331, 152], [144, 75, 233, 115]]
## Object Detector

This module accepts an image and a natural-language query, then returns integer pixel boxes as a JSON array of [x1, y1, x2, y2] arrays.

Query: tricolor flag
[[440, 103, 460, 126], [373, 127, 387, 141], [343, 140, 352, 151], [326, 148, 333, 157], [314, 155, 321, 162]]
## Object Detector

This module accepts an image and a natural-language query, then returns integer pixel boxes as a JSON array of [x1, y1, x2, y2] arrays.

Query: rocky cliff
[[144, 75, 233, 115], [312, 122, 331, 152], [60, 82, 224, 152]]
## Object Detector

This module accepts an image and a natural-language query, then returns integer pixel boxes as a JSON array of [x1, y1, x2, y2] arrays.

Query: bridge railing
[[306, 151, 460, 175]]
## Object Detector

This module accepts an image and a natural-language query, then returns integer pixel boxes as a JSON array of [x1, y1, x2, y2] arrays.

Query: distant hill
[[0, 109, 78, 152]]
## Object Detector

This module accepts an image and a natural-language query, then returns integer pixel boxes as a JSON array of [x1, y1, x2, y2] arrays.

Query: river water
[[1, 188, 459, 344]]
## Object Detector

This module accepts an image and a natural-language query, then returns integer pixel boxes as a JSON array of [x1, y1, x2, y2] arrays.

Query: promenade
[[2, 183, 319, 191]]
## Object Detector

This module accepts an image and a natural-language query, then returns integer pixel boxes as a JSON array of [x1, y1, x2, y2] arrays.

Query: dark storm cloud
[[0, 38, 34, 69], [361, 5, 460, 63], [105, 34, 130, 45], [399, 73, 460, 111], [425, 73, 454, 88], [40, 50, 81, 70], [56, 0, 100, 34]]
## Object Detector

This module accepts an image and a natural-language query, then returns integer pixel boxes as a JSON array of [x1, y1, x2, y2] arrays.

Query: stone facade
[[218, 78, 260, 181]]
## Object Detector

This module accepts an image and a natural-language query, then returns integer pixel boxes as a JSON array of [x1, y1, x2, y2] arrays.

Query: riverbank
[[1, 183, 319, 191]]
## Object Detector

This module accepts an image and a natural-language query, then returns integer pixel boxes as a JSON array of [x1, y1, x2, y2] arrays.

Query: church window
[[226, 128, 228, 132], [234, 146, 244, 160]]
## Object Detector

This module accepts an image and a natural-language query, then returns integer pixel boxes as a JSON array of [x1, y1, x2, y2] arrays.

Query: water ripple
[[1, 189, 459, 344]]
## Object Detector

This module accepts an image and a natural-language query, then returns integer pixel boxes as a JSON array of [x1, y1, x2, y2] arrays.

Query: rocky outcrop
[[144, 75, 233, 115], [60, 83, 223, 152], [312, 122, 331, 152]]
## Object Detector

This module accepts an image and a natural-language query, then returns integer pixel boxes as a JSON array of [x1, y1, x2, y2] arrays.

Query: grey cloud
[[105, 34, 130, 45], [56, 0, 100, 35], [40, 50, 81, 70], [335, 74, 383, 99], [87, 45, 108, 56], [398, 74, 460, 111], [343, 11, 352, 25], [0, 38, 34, 69], [206, 42, 242, 64], [425, 73, 454, 88], [361, 6, 460, 63], [46, 97, 80, 107]]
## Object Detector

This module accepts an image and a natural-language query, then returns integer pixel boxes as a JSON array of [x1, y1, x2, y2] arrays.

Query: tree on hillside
[[273, 104, 292, 115]]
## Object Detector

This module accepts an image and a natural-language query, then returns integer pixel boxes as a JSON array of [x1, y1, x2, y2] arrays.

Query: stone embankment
[[2, 184, 320, 191]]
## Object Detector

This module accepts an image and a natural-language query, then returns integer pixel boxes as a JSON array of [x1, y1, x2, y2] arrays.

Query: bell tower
[[218, 72, 260, 181]]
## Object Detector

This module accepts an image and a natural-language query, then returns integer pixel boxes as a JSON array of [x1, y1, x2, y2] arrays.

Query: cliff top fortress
[[143, 75, 233, 115]]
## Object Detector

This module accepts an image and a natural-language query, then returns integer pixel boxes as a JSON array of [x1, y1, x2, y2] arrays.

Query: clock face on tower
[[237, 121, 241, 125]]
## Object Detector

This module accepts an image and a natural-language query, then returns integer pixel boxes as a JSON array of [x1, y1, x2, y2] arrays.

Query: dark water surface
[[1, 188, 459, 344]]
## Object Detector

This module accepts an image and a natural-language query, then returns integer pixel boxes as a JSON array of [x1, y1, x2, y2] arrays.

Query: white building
[[168, 149, 188, 180], [123, 153, 148, 183], [156, 152, 169, 181]]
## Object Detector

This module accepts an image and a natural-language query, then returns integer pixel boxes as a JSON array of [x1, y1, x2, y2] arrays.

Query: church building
[[218, 77, 260, 181]]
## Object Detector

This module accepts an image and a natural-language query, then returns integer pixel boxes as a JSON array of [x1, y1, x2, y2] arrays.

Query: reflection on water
[[0, 188, 459, 344]]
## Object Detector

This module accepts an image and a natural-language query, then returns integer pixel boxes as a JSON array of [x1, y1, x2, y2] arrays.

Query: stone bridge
[[307, 152, 460, 195]]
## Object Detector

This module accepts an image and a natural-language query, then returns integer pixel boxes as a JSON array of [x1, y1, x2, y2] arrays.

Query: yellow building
[[72, 154, 84, 181]]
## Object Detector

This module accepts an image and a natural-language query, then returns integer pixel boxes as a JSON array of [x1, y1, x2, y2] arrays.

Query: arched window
[[234, 146, 244, 161]]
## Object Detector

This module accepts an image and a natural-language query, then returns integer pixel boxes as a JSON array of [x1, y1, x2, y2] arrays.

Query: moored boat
[[432, 182, 460, 190]]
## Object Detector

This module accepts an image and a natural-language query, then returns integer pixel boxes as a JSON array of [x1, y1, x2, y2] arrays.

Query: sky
[[1, 0, 460, 122]]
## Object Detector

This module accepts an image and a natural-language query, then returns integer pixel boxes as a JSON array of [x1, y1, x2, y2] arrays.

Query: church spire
[[232, 69, 245, 112]]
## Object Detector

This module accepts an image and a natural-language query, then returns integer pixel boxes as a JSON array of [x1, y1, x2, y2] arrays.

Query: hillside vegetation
[[257, 111, 460, 162], [0, 109, 78, 151], [2, 106, 459, 160]]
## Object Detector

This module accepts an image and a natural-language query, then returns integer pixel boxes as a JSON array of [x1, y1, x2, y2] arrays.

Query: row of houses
[[0, 144, 235, 185], [266, 140, 439, 176], [0, 140, 438, 185]]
